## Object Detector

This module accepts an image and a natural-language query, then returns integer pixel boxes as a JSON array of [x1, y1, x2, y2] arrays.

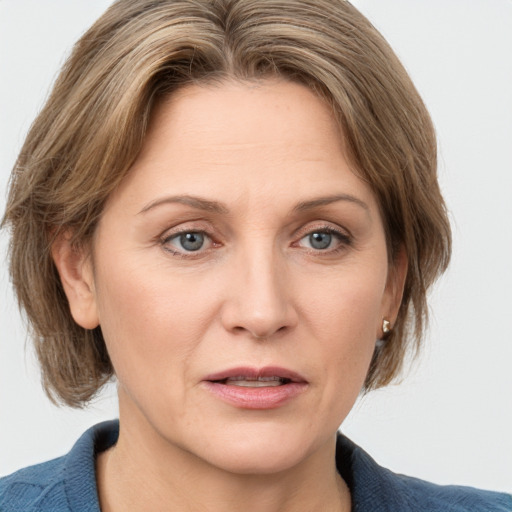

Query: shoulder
[[336, 433, 512, 512], [392, 472, 512, 512], [0, 457, 69, 512], [0, 420, 118, 512]]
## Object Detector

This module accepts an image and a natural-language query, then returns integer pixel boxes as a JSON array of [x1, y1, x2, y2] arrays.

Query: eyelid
[[294, 222, 352, 241], [159, 218, 215, 242], [161, 227, 212, 242], [163, 229, 210, 245]]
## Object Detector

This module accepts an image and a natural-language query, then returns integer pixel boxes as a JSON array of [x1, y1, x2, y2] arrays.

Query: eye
[[305, 232, 333, 250], [163, 231, 210, 253], [297, 227, 351, 252]]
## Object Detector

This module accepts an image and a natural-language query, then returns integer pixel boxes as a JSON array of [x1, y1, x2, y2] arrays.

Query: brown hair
[[2, 0, 451, 407]]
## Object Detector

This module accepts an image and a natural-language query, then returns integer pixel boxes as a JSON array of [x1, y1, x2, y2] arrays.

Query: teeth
[[224, 376, 285, 387], [228, 380, 282, 387]]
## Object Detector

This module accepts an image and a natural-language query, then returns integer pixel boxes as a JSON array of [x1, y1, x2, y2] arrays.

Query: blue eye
[[298, 228, 349, 251], [308, 232, 332, 250], [166, 232, 207, 252]]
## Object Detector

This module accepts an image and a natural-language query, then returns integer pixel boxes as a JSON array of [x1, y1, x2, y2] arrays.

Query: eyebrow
[[293, 194, 369, 212], [138, 195, 229, 215], [138, 193, 369, 215]]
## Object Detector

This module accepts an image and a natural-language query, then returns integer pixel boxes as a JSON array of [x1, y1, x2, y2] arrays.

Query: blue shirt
[[1, 420, 511, 511]]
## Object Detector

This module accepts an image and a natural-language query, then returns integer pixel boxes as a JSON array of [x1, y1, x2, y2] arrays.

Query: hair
[[2, 0, 451, 407]]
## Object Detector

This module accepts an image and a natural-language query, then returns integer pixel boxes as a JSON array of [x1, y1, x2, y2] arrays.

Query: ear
[[380, 246, 408, 334], [51, 232, 100, 330]]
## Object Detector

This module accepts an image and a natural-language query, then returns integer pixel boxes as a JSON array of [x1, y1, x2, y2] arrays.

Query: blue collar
[[60, 420, 511, 512]]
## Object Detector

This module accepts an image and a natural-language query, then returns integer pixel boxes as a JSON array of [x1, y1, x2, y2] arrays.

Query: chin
[[192, 421, 326, 475]]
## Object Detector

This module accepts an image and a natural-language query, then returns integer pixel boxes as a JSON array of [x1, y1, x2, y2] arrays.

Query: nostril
[[220, 290, 298, 340]]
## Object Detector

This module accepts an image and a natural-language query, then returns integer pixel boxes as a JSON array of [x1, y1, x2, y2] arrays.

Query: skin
[[53, 79, 407, 512]]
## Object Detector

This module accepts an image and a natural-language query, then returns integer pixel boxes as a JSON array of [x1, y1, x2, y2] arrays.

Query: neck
[[98, 450, 350, 512], [96, 398, 351, 512]]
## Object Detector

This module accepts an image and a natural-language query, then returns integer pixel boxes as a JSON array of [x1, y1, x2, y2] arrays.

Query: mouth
[[220, 376, 291, 388], [202, 366, 308, 409], [204, 366, 307, 386]]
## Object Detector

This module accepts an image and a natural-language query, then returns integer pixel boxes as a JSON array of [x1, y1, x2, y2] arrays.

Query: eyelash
[[159, 224, 352, 258]]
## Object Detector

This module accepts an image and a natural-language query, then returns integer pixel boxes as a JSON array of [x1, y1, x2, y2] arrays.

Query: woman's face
[[68, 80, 404, 474]]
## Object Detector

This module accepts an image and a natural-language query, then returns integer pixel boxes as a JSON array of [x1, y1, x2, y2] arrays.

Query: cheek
[[92, 253, 216, 391], [304, 263, 385, 341], [302, 267, 385, 394]]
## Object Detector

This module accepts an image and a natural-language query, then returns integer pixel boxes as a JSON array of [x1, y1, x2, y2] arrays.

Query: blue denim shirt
[[1, 420, 511, 511]]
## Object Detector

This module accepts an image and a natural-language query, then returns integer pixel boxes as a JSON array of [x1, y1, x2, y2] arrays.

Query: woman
[[1, 0, 510, 510]]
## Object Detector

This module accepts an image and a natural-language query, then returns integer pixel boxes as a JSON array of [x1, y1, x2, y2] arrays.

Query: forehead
[[105, 79, 379, 218], [142, 80, 344, 168]]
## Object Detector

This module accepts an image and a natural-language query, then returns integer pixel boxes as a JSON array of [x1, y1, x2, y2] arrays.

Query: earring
[[376, 319, 392, 348]]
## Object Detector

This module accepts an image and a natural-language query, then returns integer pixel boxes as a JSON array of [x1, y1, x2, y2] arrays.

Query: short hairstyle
[[2, 0, 451, 407]]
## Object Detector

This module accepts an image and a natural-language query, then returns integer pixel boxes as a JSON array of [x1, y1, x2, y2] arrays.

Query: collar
[[336, 433, 413, 511], [63, 421, 409, 512], [62, 421, 511, 512]]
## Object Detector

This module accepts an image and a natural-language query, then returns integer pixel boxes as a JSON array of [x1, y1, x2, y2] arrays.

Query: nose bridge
[[221, 235, 296, 339]]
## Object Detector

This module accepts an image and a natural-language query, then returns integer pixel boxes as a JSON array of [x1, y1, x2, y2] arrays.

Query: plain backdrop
[[1, 0, 511, 493]]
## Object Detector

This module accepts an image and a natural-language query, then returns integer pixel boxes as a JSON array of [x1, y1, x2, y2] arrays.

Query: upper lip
[[203, 366, 308, 384]]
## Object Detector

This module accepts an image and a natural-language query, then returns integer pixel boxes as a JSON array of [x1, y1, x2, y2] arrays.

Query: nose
[[220, 247, 298, 340]]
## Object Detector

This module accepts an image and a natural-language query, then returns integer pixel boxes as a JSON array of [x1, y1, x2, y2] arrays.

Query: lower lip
[[202, 381, 308, 409]]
